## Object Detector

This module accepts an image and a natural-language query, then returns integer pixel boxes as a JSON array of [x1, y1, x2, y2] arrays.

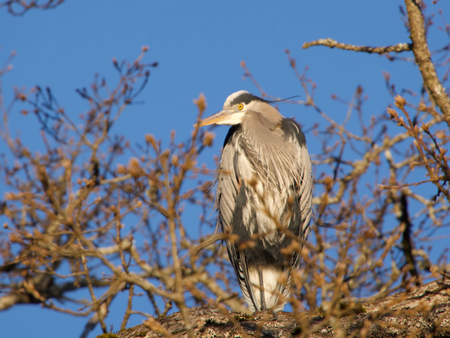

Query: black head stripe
[[229, 93, 269, 106]]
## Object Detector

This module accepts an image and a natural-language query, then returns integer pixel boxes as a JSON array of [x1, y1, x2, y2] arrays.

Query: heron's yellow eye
[[238, 104, 244, 110]]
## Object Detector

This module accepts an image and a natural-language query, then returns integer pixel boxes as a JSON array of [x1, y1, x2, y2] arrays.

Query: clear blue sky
[[1, 1, 449, 337]]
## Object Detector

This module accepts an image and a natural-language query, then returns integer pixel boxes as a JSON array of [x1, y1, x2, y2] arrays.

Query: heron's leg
[[258, 265, 267, 311], [271, 310, 278, 320]]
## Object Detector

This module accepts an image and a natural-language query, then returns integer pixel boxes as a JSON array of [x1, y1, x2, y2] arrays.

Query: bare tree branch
[[404, 0, 450, 128], [116, 280, 450, 338], [303, 38, 411, 54]]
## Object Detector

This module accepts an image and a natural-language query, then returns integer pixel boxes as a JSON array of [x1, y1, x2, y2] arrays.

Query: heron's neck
[[241, 111, 282, 136]]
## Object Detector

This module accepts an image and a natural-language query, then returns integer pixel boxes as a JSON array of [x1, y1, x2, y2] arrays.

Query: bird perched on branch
[[198, 90, 313, 313]]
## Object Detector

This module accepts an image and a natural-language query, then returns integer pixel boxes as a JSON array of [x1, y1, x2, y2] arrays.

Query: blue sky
[[1, 1, 450, 337]]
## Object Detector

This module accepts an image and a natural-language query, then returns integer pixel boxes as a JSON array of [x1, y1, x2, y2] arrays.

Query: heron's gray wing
[[276, 118, 313, 310], [216, 125, 240, 232], [287, 118, 313, 243], [217, 125, 259, 312]]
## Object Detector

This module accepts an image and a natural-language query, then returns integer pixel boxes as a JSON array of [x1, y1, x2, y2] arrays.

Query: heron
[[198, 90, 313, 313]]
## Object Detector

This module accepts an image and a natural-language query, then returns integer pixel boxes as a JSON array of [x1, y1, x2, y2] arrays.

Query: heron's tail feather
[[246, 266, 291, 312]]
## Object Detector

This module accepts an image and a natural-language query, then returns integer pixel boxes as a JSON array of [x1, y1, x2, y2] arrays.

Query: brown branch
[[388, 97, 450, 202], [404, 0, 450, 128], [121, 284, 134, 331], [116, 280, 450, 338], [0, 276, 110, 311], [302, 38, 411, 54]]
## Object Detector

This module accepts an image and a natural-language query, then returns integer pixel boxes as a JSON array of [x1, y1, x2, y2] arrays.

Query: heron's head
[[197, 90, 274, 127]]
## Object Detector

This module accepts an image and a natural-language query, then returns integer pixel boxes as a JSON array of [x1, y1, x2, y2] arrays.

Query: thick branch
[[302, 38, 411, 54], [404, 0, 450, 128], [117, 279, 450, 338]]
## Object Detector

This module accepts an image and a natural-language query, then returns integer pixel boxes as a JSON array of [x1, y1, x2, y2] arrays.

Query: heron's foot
[[272, 310, 279, 320], [252, 309, 278, 321]]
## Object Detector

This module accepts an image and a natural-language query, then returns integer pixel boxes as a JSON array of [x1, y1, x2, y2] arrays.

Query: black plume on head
[[229, 93, 269, 106]]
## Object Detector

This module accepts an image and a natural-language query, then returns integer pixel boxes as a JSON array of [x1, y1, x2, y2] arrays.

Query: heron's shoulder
[[279, 118, 306, 147]]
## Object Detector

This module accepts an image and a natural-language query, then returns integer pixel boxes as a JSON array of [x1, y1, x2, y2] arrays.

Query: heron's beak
[[195, 109, 245, 127]]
